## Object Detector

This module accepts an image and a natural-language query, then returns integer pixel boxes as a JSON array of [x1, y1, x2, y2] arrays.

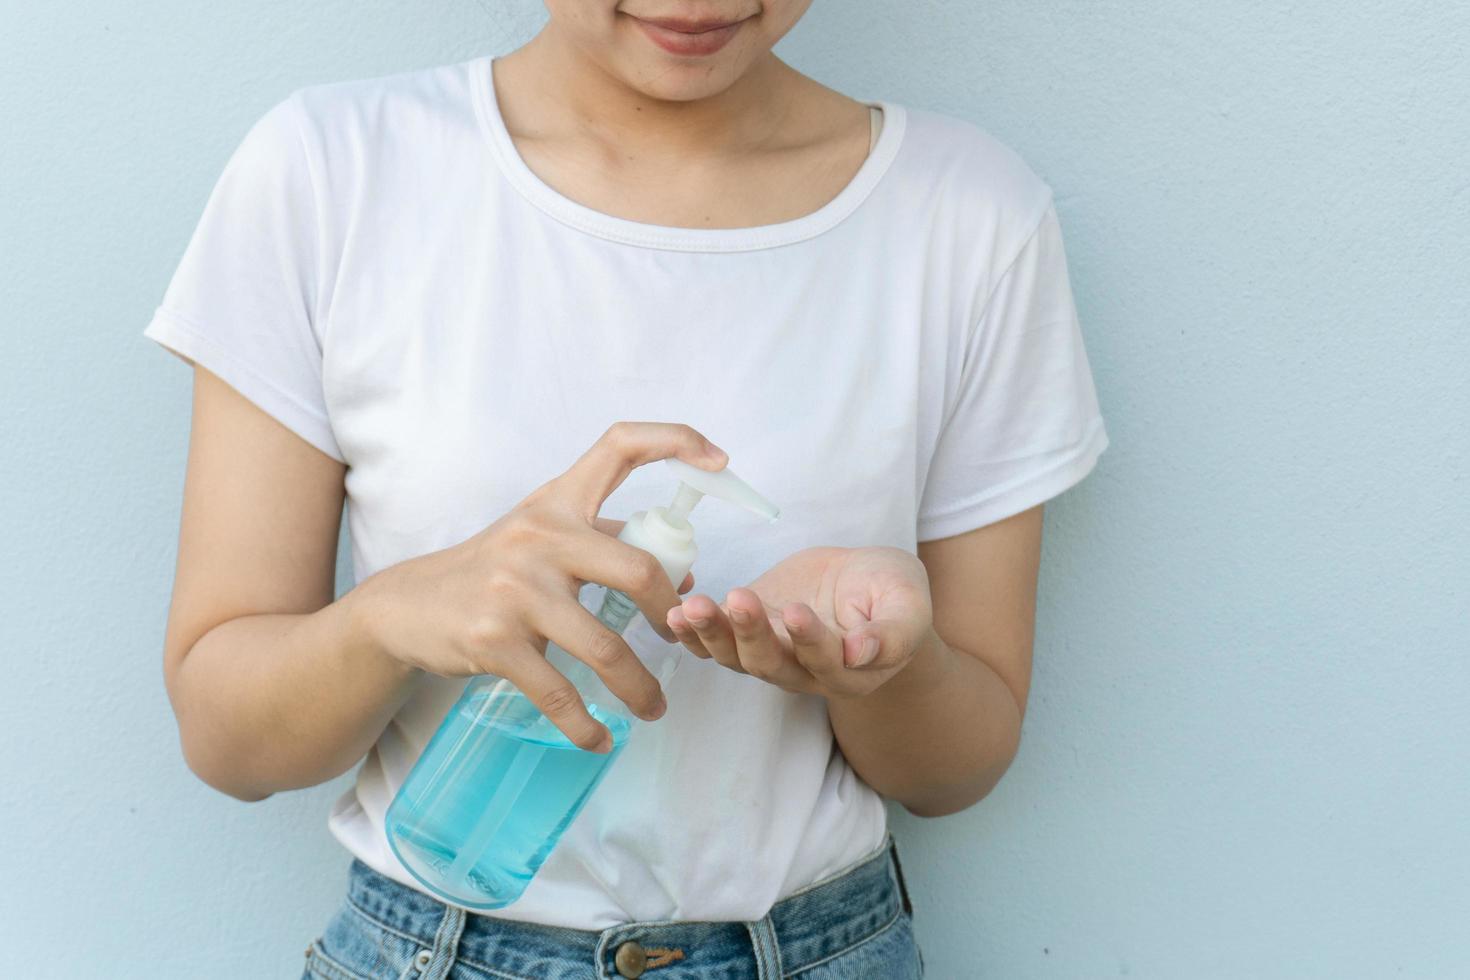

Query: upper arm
[[142, 94, 347, 694], [917, 504, 1043, 715], [911, 200, 1107, 714], [161, 364, 346, 695]]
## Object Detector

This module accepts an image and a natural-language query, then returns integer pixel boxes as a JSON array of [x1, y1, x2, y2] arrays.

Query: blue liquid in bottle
[[385, 590, 639, 909]]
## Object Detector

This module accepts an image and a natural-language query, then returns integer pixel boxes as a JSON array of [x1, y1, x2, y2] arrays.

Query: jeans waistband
[[343, 834, 910, 979]]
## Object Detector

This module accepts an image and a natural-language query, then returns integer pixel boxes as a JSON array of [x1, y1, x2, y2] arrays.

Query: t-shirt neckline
[[469, 54, 906, 253]]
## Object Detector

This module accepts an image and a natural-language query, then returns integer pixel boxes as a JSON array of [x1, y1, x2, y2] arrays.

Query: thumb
[[842, 618, 925, 670]]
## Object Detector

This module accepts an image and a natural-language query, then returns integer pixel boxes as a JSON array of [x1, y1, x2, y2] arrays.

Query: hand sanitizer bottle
[[385, 458, 779, 909]]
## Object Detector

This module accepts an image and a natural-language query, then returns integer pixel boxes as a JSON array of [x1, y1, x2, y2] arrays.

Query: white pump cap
[[614, 458, 780, 587]]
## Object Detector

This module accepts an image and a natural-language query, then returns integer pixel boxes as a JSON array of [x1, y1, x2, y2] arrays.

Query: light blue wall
[[3, 2, 1466, 976]]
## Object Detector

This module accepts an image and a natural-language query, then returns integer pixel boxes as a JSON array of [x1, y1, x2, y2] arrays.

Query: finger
[[680, 594, 743, 673], [559, 422, 727, 519], [562, 531, 682, 641], [530, 600, 666, 722], [843, 619, 924, 671], [587, 521, 695, 606], [781, 602, 846, 683], [501, 648, 613, 753], [725, 588, 810, 688], [591, 517, 625, 537], [666, 605, 712, 659]]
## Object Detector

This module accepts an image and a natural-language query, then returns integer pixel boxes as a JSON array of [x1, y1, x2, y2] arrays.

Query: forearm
[[168, 588, 417, 801], [827, 627, 1023, 817]]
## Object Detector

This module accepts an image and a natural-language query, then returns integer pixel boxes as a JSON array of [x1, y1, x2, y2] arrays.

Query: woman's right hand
[[346, 422, 728, 752]]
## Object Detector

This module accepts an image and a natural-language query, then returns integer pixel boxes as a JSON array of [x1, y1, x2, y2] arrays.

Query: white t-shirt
[[143, 53, 1108, 929]]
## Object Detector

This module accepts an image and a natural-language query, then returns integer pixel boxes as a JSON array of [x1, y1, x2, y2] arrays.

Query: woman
[[144, 2, 1107, 977]]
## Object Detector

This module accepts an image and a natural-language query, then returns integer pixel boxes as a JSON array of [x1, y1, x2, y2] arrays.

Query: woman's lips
[[630, 14, 750, 57]]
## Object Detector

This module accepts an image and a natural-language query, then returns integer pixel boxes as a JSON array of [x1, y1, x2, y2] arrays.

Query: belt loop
[[888, 834, 914, 917], [420, 902, 467, 980], [745, 915, 783, 980]]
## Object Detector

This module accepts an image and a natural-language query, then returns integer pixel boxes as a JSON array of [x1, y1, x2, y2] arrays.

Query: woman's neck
[[498, 29, 814, 161], [489, 28, 875, 229]]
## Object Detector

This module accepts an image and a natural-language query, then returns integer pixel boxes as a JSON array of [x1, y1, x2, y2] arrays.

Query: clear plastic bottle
[[385, 458, 779, 909]]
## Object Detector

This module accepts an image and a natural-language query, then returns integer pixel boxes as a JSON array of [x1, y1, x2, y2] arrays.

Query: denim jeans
[[302, 834, 924, 979]]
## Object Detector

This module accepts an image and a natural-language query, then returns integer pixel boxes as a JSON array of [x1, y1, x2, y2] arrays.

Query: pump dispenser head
[[614, 458, 780, 589], [661, 458, 780, 527]]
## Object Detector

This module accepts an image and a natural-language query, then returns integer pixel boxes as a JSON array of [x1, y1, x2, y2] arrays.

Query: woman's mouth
[[628, 13, 752, 57]]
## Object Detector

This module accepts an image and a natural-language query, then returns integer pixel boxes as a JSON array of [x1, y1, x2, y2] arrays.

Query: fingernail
[[852, 636, 879, 667], [595, 732, 614, 753], [728, 606, 751, 625], [687, 615, 710, 628], [650, 695, 668, 720]]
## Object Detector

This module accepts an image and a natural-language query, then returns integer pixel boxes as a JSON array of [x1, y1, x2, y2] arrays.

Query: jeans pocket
[[304, 938, 376, 980], [790, 912, 923, 979], [310, 899, 429, 980]]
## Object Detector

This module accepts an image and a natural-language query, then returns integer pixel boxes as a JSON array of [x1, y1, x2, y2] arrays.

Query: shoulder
[[257, 57, 483, 162], [886, 103, 1056, 255], [217, 57, 486, 210], [879, 104, 1061, 319], [893, 104, 1055, 220], [293, 57, 478, 124]]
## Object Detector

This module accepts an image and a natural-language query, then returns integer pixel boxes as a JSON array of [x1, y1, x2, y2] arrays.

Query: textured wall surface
[[2, 2, 1466, 977]]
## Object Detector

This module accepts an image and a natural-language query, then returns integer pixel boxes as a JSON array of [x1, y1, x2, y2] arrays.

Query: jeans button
[[414, 949, 433, 969], [614, 940, 647, 977]]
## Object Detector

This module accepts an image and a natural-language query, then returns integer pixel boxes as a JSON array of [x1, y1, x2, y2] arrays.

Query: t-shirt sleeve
[[916, 199, 1108, 542], [142, 92, 344, 462]]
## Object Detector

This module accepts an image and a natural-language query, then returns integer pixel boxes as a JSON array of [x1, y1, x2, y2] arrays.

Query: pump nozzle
[[612, 457, 780, 590], [662, 458, 780, 527]]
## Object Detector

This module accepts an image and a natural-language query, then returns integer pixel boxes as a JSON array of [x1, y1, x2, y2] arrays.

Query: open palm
[[666, 546, 934, 699]]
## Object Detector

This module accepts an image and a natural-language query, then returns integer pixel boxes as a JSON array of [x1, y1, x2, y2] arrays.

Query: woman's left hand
[[665, 546, 936, 699]]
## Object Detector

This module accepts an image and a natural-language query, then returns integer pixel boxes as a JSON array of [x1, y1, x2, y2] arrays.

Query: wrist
[[335, 574, 418, 683], [882, 625, 953, 695]]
